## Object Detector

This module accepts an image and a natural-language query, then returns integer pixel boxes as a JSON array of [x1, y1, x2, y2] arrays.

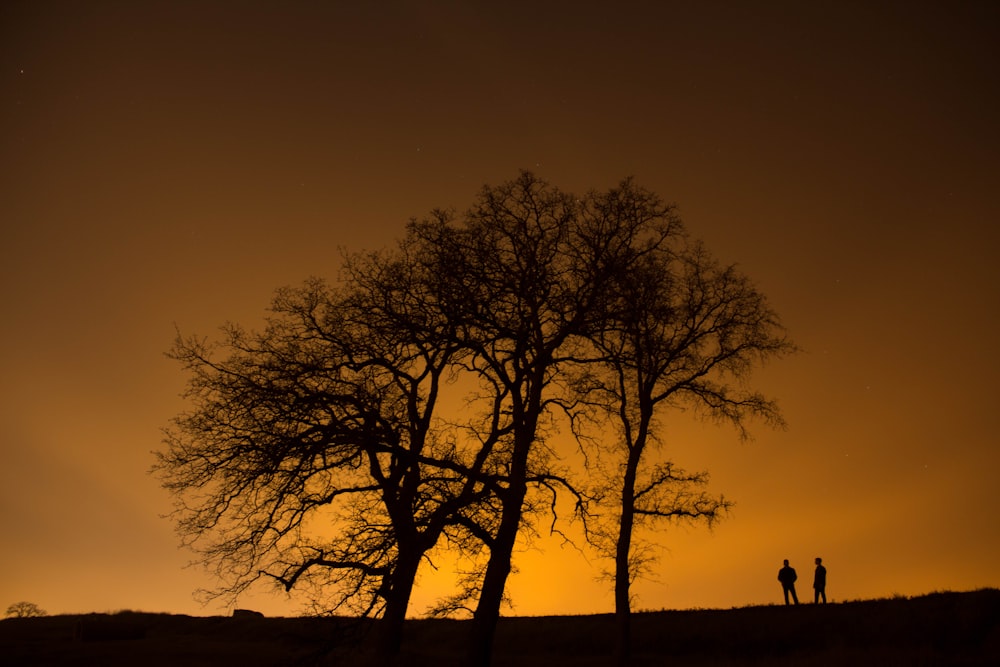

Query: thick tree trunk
[[466, 417, 535, 667], [615, 446, 640, 667], [375, 546, 423, 664], [466, 479, 527, 667]]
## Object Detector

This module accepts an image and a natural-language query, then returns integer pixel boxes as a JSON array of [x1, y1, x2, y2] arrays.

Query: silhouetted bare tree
[[407, 173, 689, 666], [156, 171, 793, 667], [4, 601, 46, 618], [580, 239, 795, 665], [155, 265, 493, 662]]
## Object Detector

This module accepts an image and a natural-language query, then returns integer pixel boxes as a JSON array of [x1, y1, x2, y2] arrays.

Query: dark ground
[[2, 589, 998, 666]]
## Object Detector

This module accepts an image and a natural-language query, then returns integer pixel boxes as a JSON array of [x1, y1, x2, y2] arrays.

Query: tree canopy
[[155, 171, 793, 666]]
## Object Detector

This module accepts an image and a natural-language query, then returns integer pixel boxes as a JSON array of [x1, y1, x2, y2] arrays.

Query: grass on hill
[[1, 588, 997, 666]]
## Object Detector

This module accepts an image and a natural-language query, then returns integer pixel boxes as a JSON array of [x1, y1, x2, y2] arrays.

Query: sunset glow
[[1, 2, 998, 619]]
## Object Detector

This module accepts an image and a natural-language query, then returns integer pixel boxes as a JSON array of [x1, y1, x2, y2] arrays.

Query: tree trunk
[[466, 479, 527, 667], [376, 546, 423, 664], [615, 445, 640, 667], [466, 414, 535, 667]]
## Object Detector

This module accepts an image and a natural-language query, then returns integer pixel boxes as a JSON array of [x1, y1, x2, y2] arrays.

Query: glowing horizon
[[2, 2, 998, 620]]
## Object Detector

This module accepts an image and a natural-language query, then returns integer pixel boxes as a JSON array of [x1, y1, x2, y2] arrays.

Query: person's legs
[[783, 587, 790, 605], [790, 586, 798, 604]]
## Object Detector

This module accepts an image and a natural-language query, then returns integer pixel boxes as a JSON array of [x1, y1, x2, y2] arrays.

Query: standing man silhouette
[[778, 559, 799, 605], [813, 557, 827, 603]]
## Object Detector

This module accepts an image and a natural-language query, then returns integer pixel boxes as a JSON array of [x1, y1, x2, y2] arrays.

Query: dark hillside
[[2, 589, 997, 666]]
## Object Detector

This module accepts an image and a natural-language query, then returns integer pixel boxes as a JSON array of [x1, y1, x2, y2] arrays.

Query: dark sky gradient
[[2, 1, 998, 616]]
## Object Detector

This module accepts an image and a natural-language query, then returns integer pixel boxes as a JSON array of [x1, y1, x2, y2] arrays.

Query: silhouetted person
[[778, 559, 798, 605], [813, 557, 827, 603]]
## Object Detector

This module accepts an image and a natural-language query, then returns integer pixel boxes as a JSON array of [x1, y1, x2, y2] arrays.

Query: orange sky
[[2, 1, 998, 617]]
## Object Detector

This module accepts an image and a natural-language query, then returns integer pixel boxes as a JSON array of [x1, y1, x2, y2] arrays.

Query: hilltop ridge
[[2, 588, 998, 666]]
